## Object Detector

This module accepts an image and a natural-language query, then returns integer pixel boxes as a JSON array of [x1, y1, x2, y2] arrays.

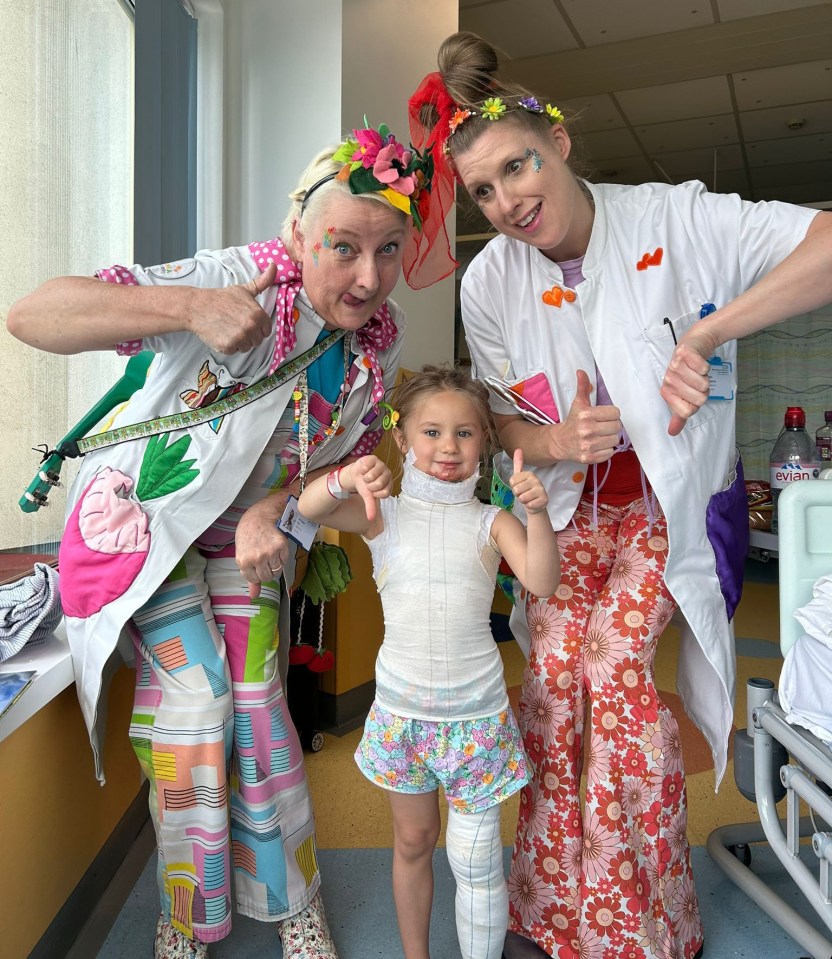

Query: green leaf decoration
[[348, 165, 384, 196], [136, 433, 200, 502], [299, 543, 352, 605], [331, 140, 358, 165]]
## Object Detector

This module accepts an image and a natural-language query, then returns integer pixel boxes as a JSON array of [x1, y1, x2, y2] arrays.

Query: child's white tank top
[[365, 464, 509, 722]]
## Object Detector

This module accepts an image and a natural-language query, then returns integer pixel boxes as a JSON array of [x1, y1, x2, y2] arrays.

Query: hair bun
[[437, 31, 499, 107]]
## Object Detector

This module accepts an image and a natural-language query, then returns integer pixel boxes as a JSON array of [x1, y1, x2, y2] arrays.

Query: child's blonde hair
[[390, 364, 497, 461]]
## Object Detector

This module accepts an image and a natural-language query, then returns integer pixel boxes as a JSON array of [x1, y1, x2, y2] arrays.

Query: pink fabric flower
[[351, 127, 385, 168], [373, 143, 415, 195]]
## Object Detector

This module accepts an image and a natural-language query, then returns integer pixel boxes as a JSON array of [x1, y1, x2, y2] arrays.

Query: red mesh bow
[[404, 72, 459, 290]]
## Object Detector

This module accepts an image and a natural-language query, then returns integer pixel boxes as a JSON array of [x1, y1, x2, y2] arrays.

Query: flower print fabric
[[508, 496, 703, 959], [355, 703, 529, 814]]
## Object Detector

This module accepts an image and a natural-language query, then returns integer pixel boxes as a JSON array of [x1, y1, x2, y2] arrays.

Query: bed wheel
[[728, 843, 752, 866], [309, 730, 325, 752]]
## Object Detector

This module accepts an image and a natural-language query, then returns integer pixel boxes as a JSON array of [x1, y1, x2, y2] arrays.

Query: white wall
[[220, 0, 458, 372]]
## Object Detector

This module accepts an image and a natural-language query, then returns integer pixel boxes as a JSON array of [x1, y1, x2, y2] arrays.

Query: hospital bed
[[707, 479, 832, 959]]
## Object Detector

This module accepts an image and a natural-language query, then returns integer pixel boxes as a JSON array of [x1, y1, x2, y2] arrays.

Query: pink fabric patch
[[95, 264, 144, 355], [59, 468, 150, 618], [508, 372, 561, 424]]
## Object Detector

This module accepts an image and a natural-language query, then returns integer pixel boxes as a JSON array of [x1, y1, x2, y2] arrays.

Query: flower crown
[[325, 120, 435, 231], [448, 96, 564, 137]]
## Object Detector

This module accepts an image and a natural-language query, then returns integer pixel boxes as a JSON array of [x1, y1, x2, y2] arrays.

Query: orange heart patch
[[541, 285, 577, 308], [636, 247, 664, 271]]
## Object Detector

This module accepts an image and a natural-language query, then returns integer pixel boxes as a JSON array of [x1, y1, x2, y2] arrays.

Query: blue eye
[[380, 242, 399, 255], [334, 242, 352, 255]]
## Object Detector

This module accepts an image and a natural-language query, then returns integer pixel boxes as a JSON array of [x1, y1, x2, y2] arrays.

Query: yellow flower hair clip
[[545, 104, 565, 124], [379, 402, 400, 430]]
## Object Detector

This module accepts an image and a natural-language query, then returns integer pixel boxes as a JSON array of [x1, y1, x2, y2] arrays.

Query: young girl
[[297, 365, 560, 959]]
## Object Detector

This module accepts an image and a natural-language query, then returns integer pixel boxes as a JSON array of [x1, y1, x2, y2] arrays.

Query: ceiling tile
[[559, 94, 623, 133], [615, 77, 734, 125], [740, 100, 832, 141], [718, 0, 832, 22], [559, 0, 714, 45], [636, 115, 740, 154], [650, 144, 745, 179], [746, 133, 832, 166], [460, 0, 579, 59], [734, 59, 832, 110], [708, 168, 751, 198], [588, 155, 657, 182], [750, 158, 832, 188], [581, 128, 642, 159]]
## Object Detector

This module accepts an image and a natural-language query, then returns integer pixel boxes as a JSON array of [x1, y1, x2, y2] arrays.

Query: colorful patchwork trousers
[[129, 548, 320, 943], [509, 496, 704, 959]]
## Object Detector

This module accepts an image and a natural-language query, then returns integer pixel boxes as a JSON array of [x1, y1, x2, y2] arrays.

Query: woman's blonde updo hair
[[390, 363, 497, 463], [281, 142, 406, 258]]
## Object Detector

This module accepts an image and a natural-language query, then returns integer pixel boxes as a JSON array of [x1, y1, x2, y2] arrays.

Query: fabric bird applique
[[179, 360, 246, 434]]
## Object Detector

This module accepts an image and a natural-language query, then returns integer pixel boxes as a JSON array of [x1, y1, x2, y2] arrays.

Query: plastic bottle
[[816, 411, 832, 464], [770, 406, 821, 533]]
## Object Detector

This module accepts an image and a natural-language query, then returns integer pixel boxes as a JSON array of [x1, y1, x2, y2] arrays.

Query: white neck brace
[[400, 448, 480, 504]]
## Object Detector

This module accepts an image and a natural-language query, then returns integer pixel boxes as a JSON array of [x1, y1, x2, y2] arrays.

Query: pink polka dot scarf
[[249, 237, 398, 404]]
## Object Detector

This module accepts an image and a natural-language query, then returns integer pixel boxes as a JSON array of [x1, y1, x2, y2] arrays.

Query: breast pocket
[[642, 309, 731, 429]]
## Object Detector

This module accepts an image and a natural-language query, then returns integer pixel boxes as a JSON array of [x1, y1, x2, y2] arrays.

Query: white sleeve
[[460, 259, 518, 417]]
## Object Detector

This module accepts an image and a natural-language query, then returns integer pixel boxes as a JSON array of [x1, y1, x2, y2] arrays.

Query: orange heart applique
[[636, 247, 664, 271], [541, 285, 577, 308]]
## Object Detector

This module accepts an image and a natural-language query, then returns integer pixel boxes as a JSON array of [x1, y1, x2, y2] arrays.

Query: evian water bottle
[[770, 406, 820, 533]]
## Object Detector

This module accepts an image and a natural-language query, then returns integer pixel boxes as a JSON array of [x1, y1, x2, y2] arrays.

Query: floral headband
[[448, 96, 564, 137], [300, 120, 435, 231], [301, 119, 454, 291]]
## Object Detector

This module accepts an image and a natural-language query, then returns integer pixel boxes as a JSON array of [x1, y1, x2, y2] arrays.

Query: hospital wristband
[[326, 467, 350, 500]]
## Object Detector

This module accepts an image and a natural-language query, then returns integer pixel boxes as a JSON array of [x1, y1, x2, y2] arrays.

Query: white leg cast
[[445, 804, 507, 959]]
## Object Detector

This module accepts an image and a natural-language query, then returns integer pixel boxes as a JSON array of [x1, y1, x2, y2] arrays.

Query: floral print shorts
[[355, 702, 529, 814]]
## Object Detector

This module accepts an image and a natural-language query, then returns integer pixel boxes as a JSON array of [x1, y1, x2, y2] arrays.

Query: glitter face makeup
[[322, 226, 336, 248], [312, 241, 322, 266], [525, 147, 544, 172]]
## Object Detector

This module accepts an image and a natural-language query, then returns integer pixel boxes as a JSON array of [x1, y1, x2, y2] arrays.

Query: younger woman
[[297, 366, 560, 959]]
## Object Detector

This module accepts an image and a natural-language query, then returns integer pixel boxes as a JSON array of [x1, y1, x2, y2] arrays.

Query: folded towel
[[0, 563, 62, 662]]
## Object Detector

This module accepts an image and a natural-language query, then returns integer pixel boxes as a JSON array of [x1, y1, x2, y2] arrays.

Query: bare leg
[[388, 791, 442, 959]]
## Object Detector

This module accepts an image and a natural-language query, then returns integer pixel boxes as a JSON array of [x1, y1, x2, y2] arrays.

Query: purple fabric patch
[[705, 455, 748, 621]]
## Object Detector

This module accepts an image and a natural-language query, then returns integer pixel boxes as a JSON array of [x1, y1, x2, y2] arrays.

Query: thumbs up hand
[[547, 369, 621, 464], [508, 447, 549, 514], [187, 261, 277, 354]]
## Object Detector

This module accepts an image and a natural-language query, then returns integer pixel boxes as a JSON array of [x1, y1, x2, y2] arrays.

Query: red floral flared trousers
[[509, 496, 704, 959]]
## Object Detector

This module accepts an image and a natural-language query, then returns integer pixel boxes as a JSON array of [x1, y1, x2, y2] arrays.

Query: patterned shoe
[[154, 914, 208, 959], [277, 891, 339, 958]]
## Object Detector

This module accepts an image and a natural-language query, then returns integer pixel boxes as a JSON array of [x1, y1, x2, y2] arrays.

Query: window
[[0, 1, 133, 577]]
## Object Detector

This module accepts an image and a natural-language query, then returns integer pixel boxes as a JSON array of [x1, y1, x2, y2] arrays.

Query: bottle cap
[[785, 406, 806, 428], [826, 411, 832, 423]]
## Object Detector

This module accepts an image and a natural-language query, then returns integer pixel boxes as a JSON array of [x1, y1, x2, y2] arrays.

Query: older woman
[[7, 120, 451, 959], [409, 31, 832, 959]]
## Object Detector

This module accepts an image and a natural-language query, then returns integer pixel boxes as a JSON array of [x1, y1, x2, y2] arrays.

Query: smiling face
[[293, 191, 407, 330], [453, 118, 594, 262], [396, 389, 485, 483]]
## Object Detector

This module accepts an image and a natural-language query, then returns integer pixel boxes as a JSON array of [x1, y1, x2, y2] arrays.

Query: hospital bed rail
[[707, 479, 832, 959]]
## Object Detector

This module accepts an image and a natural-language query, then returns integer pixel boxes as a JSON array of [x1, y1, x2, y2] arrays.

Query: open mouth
[[343, 293, 367, 308], [517, 203, 541, 228]]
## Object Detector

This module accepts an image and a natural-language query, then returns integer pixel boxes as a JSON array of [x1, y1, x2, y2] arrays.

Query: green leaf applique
[[136, 433, 199, 502]]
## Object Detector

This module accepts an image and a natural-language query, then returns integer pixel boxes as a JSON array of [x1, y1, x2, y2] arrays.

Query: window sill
[[0, 620, 73, 744]]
